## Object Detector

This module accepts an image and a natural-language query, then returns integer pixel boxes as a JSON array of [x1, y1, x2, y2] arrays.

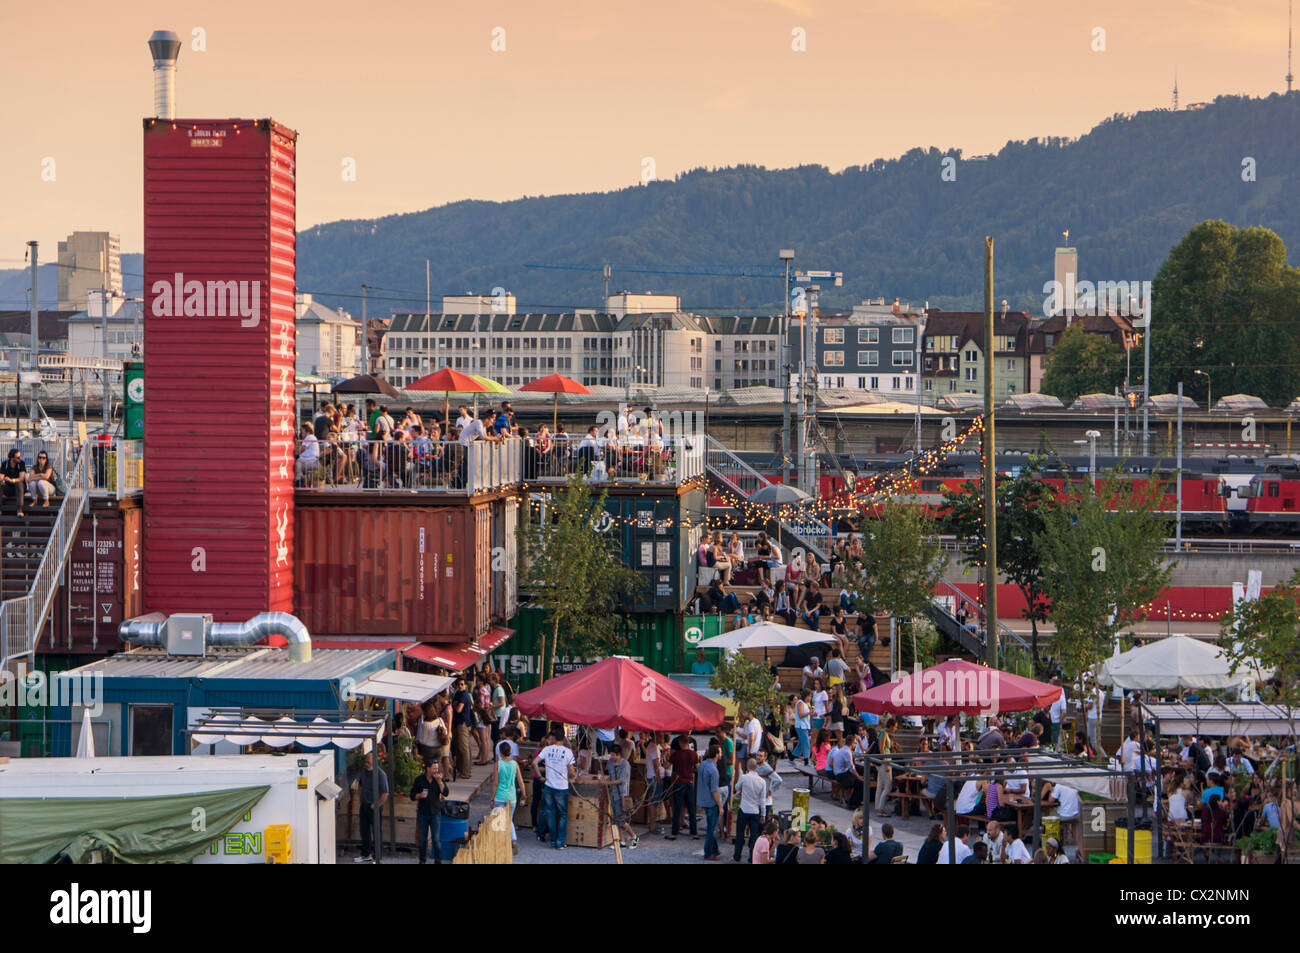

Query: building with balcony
[[921, 309, 1031, 402]]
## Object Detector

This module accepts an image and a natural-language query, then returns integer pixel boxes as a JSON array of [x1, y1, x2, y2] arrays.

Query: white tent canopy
[[696, 620, 829, 651], [189, 711, 386, 751], [1103, 635, 1267, 691], [1141, 701, 1300, 737], [354, 668, 454, 703]]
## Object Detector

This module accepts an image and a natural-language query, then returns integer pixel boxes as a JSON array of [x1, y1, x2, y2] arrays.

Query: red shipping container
[[293, 503, 492, 640], [43, 504, 142, 654], [142, 118, 297, 620]]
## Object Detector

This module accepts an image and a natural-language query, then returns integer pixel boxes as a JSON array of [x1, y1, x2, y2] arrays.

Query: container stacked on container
[[142, 118, 297, 620]]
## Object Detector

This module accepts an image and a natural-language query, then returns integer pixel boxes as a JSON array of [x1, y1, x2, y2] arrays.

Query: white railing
[[522, 436, 703, 487], [88, 438, 143, 496], [296, 437, 522, 494], [1, 448, 89, 668]]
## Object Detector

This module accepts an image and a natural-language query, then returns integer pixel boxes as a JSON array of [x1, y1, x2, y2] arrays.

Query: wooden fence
[[452, 805, 513, 864]]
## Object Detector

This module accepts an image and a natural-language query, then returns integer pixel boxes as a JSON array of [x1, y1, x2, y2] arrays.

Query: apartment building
[[811, 299, 923, 397], [921, 310, 1031, 402], [1026, 312, 1137, 392], [57, 231, 122, 311], [66, 294, 143, 361], [295, 293, 361, 378]]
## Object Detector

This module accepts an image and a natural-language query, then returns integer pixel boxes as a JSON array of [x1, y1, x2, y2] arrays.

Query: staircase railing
[[0, 447, 89, 668], [931, 578, 1034, 661], [703, 435, 831, 562]]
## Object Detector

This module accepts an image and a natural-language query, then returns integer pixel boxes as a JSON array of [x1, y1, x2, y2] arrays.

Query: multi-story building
[[66, 294, 143, 361], [811, 299, 923, 397], [295, 293, 360, 378], [57, 231, 122, 311], [695, 316, 782, 391], [921, 310, 1031, 401], [1026, 312, 1137, 392]]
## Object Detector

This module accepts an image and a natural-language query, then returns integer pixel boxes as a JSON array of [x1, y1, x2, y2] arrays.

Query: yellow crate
[[264, 824, 292, 864]]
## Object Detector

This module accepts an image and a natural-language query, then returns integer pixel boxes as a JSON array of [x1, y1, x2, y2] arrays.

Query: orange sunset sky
[[0, 0, 1293, 257]]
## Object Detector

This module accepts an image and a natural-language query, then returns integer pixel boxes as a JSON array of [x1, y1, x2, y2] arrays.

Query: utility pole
[[361, 284, 370, 376], [1142, 295, 1152, 455], [101, 289, 110, 429], [982, 236, 999, 666], [779, 249, 794, 485], [1176, 381, 1184, 551], [27, 241, 39, 434]]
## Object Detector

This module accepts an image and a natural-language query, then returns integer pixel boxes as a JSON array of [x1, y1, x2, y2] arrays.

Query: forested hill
[[298, 93, 1300, 316]]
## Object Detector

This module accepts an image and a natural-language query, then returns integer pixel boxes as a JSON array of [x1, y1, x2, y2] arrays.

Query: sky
[[0, 0, 1293, 261]]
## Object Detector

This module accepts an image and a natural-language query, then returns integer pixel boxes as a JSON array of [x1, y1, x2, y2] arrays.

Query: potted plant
[[1232, 827, 1277, 864]]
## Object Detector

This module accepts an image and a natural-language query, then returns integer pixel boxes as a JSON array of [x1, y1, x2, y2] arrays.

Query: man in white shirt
[[537, 738, 577, 850], [741, 710, 763, 761], [801, 658, 825, 693], [458, 414, 486, 447], [1083, 686, 1106, 756], [1006, 834, 1033, 864], [1048, 678, 1066, 747], [1120, 729, 1142, 772], [1044, 781, 1080, 820], [982, 820, 1007, 863], [935, 825, 973, 864], [732, 759, 769, 862], [455, 405, 473, 433]]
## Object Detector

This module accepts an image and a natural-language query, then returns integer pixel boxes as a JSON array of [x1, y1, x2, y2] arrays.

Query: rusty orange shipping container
[[293, 504, 492, 640]]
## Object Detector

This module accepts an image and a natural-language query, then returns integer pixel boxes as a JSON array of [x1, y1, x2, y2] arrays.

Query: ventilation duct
[[119, 611, 313, 662]]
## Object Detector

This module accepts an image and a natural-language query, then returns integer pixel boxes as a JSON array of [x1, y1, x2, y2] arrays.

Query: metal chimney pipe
[[147, 30, 182, 119], [120, 611, 314, 662]]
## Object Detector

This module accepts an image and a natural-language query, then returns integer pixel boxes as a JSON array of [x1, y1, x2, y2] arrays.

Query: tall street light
[[779, 248, 795, 485], [1193, 369, 1211, 412], [1085, 429, 1100, 487]]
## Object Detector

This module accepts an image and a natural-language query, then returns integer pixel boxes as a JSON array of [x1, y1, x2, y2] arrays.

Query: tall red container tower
[[141, 115, 297, 619]]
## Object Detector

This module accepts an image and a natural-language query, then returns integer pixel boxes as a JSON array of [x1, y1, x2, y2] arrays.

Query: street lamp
[[779, 248, 795, 485], [1193, 369, 1211, 412], [1084, 429, 1100, 487]]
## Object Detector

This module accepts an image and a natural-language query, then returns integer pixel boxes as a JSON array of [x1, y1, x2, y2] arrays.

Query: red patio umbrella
[[406, 367, 491, 427], [517, 373, 592, 432], [852, 659, 1061, 717], [513, 656, 725, 732]]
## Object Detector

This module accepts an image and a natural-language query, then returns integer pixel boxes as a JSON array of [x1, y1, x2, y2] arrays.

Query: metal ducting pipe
[[119, 611, 313, 662], [147, 29, 181, 120], [211, 612, 313, 663]]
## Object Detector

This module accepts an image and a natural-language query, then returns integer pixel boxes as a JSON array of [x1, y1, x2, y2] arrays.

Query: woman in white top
[[812, 679, 830, 719], [727, 533, 745, 568], [1167, 775, 1190, 822]]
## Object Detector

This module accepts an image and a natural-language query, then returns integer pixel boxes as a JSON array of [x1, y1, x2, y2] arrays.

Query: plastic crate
[[1088, 852, 1116, 864]]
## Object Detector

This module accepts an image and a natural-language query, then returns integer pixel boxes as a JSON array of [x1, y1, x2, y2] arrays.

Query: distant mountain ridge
[[12, 94, 1297, 318]]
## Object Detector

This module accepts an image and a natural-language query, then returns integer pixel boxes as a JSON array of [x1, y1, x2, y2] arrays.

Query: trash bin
[[791, 788, 811, 829]]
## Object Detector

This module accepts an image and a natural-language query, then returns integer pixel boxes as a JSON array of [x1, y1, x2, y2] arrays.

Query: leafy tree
[[710, 653, 781, 722], [518, 475, 642, 682], [1150, 220, 1300, 407], [1221, 568, 1300, 711], [1040, 324, 1126, 404], [1035, 473, 1173, 677], [841, 500, 946, 639], [941, 462, 1056, 672]]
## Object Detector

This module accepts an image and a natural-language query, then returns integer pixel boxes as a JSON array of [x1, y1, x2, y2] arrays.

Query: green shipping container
[[492, 608, 691, 692]]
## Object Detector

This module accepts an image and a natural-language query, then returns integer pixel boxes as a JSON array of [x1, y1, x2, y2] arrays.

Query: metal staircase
[[927, 578, 1035, 665], [703, 435, 831, 563], [0, 446, 90, 669]]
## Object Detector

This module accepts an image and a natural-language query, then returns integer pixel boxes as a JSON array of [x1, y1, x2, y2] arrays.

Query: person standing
[[490, 741, 527, 855], [409, 760, 449, 864], [451, 677, 476, 779], [1048, 678, 1066, 748], [665, 734, 700, 840], [793, 690, 812, 764], [697, 744, 724, 861], [354, 750, 389, 864], [530, 731, 555, 839], [606, 744, 639, 850], [732, 758, 767, 862], [537, 734, 577, 850]]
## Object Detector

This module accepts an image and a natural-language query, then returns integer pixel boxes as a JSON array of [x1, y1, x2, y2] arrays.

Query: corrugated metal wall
[[44, 503, 141, 655], [141, 119, 297, 620], [293, 503, 492, 640]]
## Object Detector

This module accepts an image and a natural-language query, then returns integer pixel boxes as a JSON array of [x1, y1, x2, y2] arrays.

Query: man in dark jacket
[[409, 760, 449, 864], [869, 822, 904, 864]]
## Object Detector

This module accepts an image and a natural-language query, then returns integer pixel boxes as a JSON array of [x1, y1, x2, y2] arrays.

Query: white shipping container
[[0, 754, 339, 864]]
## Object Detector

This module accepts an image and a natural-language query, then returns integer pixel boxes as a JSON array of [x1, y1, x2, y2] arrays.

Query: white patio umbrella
[[696, 620, 829, 652], [1106, 635, 1269, 692], [75, 707, 95, 758]]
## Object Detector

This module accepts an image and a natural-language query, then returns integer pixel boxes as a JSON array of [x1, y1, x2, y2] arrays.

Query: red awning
[[406, 627, 514, 672], [513, 656, 725, 731], [312, 639, 419, 651]]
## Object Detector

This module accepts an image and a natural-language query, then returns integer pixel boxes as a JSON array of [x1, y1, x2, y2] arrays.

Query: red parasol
[[406, 367, 491, 427], [518, 373, 592, 432], [852, 659, 1061, 717], [513, 656, 725, 731]]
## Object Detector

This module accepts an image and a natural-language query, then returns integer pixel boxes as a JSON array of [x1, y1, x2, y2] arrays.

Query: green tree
[[518, 475, 642, 682], [1036, 473, 1173, 677], [710, 653, 781, 721], [841, 500, 946, 652], [1150, 220, 1300, 407], [1040, 324, 1126, 404], [941, 461, 1057, 672], [1221, 568, 1300, 709]]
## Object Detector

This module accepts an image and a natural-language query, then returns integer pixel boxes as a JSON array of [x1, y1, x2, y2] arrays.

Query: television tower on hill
[[1172, 71, 1179, 110]]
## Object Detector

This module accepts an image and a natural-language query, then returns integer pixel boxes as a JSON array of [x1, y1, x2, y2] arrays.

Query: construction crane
[[522, 261, 842, 301]]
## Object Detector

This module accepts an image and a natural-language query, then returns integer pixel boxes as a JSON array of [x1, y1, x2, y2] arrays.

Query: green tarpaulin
[[0, 785, 271, 864]]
